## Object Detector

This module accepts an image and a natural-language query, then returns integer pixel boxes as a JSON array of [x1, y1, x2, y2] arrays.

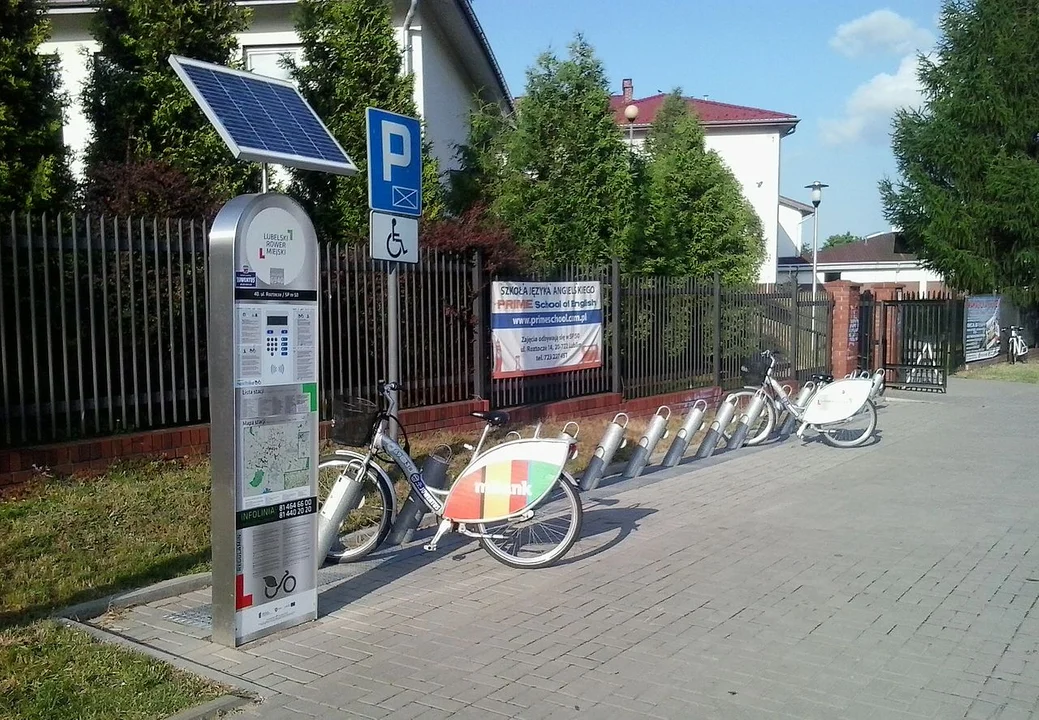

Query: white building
[[43, 0, 512, 179], [611, 80, 801, 284], [776, 231, 947, 293]]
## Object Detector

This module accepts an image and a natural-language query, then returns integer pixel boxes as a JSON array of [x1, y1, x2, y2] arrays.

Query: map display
[[237, 384, 318, 508]]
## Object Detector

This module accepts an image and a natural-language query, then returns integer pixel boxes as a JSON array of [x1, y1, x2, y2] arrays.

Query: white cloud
[[821, 53, 932, 145], [830, 9, 934, 58]]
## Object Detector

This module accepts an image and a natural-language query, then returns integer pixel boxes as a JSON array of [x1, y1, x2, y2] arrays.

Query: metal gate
[[858, 292, 962, 393]]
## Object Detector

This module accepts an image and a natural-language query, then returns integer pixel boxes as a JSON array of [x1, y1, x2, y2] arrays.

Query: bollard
[[317, 455, 371, 563], [662, 400, 708, 467], [558, 421, 580, 445], [622, 407, 671, 479], [727, 388, 769, 450], [385, 446, 452, 546], [869, 368, 885, 399], [580, 413, 628, 491], [695, 395, 738, 459], [777, 381, 816, 438]]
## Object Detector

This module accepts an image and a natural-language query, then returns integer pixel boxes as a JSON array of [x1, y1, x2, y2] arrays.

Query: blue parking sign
[[366, 107, 422, 217]]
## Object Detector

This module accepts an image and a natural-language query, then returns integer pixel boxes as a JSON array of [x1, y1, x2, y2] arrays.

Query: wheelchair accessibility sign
[[369, 211, 418, 264], [366, 107, 422, 217]]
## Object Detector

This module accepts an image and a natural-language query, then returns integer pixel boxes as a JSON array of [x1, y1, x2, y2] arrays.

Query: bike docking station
[[169, 54, 359, 647], [695, 394, 739, 459], [662, 399, 708, 467], [580, 413, 629, 490], [727, 387, 769, 450], [776, 381, 816, 439], [622, 406, 671, 479]]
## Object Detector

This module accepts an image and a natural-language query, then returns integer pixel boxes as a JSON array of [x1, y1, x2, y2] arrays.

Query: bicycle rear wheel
[[477, 472, 583, 569], [317, 453, 394, 563], [818, 399, 878, 448]]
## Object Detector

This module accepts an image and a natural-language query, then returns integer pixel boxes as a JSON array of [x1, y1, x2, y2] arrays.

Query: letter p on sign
[[381, 121, 411, 182]]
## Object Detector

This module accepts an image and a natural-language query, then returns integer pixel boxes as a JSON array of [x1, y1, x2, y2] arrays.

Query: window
[[243, 46, 302, 84], [824, 271, 842, 282]]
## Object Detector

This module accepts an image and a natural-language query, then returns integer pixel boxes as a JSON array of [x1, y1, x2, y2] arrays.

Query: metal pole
[[387, 264, 400, 440], [611, 257, 621, 395], [261, 164, 269, 194], [811, 205, 819, 362]]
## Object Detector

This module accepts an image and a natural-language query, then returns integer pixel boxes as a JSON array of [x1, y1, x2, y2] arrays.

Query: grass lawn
[[0, 460, 224, 720], [0, 621, 224, 720], [957, 360, 1039, 384]]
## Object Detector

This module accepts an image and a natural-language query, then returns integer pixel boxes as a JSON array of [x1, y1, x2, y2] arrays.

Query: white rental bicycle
[[724, 350, 878, 448], [1007, 325, 1028, 364], [316, 381, 583, 569]]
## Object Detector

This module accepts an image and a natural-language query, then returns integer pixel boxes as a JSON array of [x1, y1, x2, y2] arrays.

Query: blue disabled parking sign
[[366, 107, 422, 217]]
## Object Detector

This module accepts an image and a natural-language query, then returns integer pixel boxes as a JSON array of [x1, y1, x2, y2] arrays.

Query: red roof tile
[[610, 93, 798, 127]]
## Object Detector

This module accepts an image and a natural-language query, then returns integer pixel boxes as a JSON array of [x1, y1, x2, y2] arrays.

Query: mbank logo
[[474, 481, 530, 497]]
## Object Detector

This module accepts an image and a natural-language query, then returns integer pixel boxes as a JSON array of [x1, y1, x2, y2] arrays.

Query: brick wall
[[0, 385, 745, 489]]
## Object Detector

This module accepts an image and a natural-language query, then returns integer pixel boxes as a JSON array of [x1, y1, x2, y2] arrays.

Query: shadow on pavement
[[316, 498, 657, 618]]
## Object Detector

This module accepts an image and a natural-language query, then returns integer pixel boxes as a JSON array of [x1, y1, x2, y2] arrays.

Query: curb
[[59, 571, 213, 622], [54, 616, 268, 699], [165, 695, 253, 720]]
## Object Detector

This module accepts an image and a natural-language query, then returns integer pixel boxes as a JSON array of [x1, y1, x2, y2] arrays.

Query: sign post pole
[[366, 107, 423, 437]]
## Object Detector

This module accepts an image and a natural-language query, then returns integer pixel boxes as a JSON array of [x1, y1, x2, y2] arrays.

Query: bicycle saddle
[[810, 373, 835, 384], [471, 410, 511, 427]]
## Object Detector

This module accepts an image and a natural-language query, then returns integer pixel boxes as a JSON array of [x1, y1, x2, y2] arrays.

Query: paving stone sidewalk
[[95, 379, 1039, 719]]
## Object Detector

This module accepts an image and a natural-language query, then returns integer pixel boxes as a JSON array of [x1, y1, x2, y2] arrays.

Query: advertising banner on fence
[[964, 294, 1002, 362], [491, 281, 603, 379]]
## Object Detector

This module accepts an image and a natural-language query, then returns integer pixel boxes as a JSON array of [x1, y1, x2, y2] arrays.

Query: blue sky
[[471, 0, 942, 244]]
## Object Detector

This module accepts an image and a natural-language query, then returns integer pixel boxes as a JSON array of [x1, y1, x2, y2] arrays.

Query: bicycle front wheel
[[317, 453, 394, 563], [818, 399, 878, 448], [477, 472, 583, 569]]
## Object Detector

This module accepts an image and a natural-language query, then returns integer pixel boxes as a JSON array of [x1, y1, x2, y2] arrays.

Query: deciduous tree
[[81, 0, 256, 215]]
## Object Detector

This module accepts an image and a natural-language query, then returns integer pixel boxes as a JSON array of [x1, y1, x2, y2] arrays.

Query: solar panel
[[168, 54, 358, 176]]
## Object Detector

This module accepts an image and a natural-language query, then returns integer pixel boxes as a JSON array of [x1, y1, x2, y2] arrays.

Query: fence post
[[611, 258, 621, 395], [712, 272, 722, 388], [472, 251, 488, 400], [790, 274, 800, 380]]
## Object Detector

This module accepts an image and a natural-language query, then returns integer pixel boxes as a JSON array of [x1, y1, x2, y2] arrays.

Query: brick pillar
[[825, 280, 861, 378], [867, 283, 906, 371]]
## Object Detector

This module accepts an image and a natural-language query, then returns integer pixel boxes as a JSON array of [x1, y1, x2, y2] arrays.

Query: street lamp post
[[624, 103, 639, 151], [805, 181, 828, 365]]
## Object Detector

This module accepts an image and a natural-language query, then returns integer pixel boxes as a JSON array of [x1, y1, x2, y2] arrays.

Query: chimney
[[622, 78, 633, 103]]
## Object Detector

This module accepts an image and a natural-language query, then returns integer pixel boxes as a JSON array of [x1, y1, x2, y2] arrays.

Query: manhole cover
[[165, 605, 212, 630]]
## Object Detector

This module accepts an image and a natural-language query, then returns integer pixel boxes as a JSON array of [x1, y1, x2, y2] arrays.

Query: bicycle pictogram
[[262, 570, 297, 599], [386, 218, 407, 259]]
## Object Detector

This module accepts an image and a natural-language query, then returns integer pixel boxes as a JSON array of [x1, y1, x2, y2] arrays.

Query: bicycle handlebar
[[377, 380, 401, 394]]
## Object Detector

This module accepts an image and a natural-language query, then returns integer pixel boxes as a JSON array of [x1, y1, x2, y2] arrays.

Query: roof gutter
[[402, 0, 419, 77], [453, 0, 513, 112]]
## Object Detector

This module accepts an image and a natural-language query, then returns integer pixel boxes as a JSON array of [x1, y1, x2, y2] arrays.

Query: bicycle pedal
[[422, 542, 437, 552]]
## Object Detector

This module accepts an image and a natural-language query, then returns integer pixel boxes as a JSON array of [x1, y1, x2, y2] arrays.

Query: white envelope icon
[[392, 185, 419, 210]]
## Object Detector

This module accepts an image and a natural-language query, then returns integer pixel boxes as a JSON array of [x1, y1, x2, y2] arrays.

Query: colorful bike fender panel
[[443, 438, 570, 523], [801, 378, 873, 425]]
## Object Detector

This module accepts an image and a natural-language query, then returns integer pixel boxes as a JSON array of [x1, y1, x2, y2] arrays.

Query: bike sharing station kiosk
[[169, 55, 358, 647]]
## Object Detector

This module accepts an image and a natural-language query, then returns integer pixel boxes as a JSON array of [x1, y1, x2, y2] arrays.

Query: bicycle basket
[[330, 396, 379, 446], [740, 354, 770, 385]]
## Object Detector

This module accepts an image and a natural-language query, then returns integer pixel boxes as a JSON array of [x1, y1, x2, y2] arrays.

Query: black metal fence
[[2, 211, 833, 447], [858, 289, 965, 393]]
